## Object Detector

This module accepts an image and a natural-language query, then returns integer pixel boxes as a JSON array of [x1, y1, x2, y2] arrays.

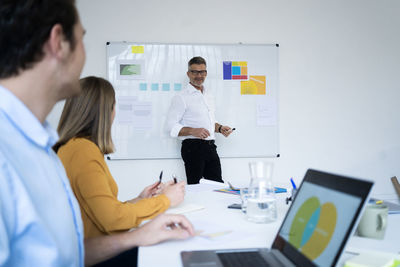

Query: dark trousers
[[181, 139, 223, 184], [93, 247, 138, 267]]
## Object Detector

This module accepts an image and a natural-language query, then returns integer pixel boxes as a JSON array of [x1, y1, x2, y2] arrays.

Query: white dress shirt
[[165, 83, 217, 140]]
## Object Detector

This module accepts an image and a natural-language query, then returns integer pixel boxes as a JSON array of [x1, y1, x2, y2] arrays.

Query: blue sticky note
[[162, 83, 170, 91], [223, 61, 232, 80], [151, 83, 159, 91], [232, 66, 241, 75], [174, 83, 182, 91], [139, 83, 147, 91]]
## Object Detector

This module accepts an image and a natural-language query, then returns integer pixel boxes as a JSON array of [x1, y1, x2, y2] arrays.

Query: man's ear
[[44, 24, 69, 59]]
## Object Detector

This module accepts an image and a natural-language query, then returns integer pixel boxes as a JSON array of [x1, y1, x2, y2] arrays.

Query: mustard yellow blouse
[[57, 138, 170, 238]]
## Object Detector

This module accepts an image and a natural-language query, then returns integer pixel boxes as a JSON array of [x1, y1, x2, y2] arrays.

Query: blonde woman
[[54, 76, 185, 238]]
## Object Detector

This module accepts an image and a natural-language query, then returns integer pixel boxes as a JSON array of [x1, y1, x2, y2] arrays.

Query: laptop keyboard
[[217, 252, 271, 267]]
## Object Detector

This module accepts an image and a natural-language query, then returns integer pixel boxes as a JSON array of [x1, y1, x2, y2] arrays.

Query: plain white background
[[47, 0, 400, 201]]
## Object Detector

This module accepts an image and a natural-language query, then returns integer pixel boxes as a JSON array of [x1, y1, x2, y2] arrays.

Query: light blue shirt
[[0, 86, 84, 266]]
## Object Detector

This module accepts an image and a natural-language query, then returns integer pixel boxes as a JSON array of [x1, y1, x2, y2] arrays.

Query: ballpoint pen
[[290, 178, 297, 190], [156, 170, 163, 186]]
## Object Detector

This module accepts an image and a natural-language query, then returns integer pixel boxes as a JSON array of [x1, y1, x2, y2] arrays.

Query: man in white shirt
[[0, 1, 193, 266], [165, 57, 234, 184]]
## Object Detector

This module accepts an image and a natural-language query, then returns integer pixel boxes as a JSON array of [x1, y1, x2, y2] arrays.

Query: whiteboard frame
[[106, 42, 280, 160]]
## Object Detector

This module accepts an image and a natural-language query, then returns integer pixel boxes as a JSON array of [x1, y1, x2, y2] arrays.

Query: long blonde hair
[[53, 76, 115, 154]]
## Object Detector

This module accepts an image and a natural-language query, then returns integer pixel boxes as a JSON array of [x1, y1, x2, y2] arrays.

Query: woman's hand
[[139, 181, 163, 199], [162, 180, 186, 207], [127, 181, 163, 204]]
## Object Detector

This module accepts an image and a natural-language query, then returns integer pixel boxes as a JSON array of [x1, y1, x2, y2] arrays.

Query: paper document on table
[[166, 202, 204, 214], [186, 179, 226, 193], [191, 219, 251, 246], [199, 178, 226, 186]]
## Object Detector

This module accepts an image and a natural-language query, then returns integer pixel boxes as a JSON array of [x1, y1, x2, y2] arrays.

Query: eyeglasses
[[189, 70, 207, 76]]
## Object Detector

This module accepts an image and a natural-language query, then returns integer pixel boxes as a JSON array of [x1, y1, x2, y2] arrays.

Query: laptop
[[181, 169, 373, 267]]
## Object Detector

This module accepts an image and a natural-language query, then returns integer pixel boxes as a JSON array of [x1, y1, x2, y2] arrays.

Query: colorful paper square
[[223, 62, 232, 80], [223, 61, 248, 80], [240, 75, 266, 95], [174, 83, 182, 91], [232, 66, 241, 75], [151, 83, 159, 91], [162, 83, 170, 91], [139, 83, 147, 91], [131, 46, 144, 54]]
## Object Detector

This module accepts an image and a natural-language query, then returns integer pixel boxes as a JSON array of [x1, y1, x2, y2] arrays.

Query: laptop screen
[[273, 169, 373, 267]]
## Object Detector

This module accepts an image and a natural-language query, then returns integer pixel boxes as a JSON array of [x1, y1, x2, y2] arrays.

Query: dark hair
[[0, 0, 78, 79], [53, 76, 116, 155], [188, 56, 207, 68]]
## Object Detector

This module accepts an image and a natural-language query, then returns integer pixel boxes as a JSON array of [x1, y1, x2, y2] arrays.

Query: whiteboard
[[106, 42, 279, 159]]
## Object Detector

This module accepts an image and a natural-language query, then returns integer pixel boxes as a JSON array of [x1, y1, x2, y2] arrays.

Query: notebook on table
[[181, 169, 373, 267]]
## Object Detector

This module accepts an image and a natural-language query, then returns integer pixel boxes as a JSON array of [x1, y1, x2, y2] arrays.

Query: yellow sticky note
[[232, 61, 239, 66], [131, 46, 144, 54], [238, 61, 247, 67], [241, 66, 248, 75], [241, 75, 266, 95]]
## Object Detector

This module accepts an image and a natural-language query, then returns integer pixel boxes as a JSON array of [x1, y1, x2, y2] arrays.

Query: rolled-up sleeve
[[165, 95, 186, 138]]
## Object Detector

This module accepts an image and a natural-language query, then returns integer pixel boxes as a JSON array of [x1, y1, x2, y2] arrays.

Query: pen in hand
[[172, 174, 177, 184], [156, 170, 163, 186]]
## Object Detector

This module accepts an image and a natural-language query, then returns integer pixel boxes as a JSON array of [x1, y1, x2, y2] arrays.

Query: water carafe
[[246, 161, 277, 223]]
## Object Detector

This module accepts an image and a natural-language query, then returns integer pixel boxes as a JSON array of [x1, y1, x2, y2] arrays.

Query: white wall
[[48, 0, 400, 201]]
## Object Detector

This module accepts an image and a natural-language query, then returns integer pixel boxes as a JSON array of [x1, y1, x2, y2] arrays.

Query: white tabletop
[[138, 184, 400, 267]]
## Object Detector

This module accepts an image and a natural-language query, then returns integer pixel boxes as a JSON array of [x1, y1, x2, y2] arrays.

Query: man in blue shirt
[[0, 1, 194, 266]]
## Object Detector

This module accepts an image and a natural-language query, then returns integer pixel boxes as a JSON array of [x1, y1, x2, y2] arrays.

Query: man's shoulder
[[171, 91, 186, 103], [0, 111, 27, 154], [174, 85, 201, 99]]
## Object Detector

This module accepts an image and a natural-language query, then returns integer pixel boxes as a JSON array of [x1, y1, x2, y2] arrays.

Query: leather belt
[[182, 139, 215, 145]]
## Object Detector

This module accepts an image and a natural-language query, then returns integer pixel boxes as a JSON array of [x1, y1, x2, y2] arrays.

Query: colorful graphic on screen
[[288, 197, 337, 260], [223, 61, 248, 80]]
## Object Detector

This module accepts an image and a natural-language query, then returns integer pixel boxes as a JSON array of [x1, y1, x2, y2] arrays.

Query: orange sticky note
[[241, 75, 266, 95]]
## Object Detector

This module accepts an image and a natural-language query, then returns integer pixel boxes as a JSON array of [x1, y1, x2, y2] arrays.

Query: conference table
[[138, 182, 400, 267]]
